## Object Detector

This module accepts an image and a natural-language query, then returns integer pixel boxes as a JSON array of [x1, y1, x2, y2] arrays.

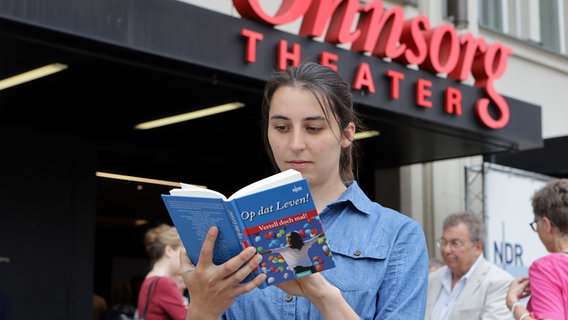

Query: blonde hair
[[144, 224, 182, 266]]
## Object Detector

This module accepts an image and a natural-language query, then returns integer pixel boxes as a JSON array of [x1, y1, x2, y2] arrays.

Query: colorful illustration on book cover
[[245, 216, 333, 285]]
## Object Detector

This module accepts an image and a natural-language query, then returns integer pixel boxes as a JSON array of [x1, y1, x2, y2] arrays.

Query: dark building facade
[[0, 0, 543, 318]]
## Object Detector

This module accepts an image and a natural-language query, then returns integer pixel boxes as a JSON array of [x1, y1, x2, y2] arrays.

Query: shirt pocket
[[323, 241, 389, 292]]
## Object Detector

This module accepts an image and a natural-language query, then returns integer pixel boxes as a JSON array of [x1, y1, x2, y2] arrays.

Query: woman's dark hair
[[261, 62, 363, 182], [286, 231, 305, 250], [532, 178, 568, 235]]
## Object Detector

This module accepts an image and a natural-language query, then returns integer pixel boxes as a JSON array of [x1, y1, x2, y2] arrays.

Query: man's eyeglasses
[[436, 238, 466, 250], [530, 220, 538, 232]]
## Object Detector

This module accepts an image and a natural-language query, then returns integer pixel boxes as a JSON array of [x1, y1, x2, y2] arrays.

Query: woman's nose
[[289, 130, 306, 150]]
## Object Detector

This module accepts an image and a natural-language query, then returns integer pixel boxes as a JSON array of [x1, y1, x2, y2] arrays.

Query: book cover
[[161, 169, 335, 288]]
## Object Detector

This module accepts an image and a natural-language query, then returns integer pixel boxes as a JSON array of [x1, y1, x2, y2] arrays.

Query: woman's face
[[267, 86, 350, 187]]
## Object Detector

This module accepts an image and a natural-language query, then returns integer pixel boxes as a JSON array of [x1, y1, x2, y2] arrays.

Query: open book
[[161, 169, 335, 288]]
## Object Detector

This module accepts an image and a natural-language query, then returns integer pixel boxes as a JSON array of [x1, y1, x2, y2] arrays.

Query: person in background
[[429, 257, 444, 273], [130, 274, 144, 309], [101, 281, 136, 320], [137, 224, 187, 320], [425, 211, 514, 320], [179, 62, 429, 319], [506, 178, 568, 320], [171, 273, 189, 307], [93, 293, 108, 320]]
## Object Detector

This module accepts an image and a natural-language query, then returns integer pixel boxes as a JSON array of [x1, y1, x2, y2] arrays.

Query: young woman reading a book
[[179, 62, 429, 319]]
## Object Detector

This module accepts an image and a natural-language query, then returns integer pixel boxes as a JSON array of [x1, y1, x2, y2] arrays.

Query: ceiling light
[[0, 63, 68, 91], [354, 130, 380, 140], [96, 172, 185, 187], [134, 102, 246, 130], [134, 219, 149, 226]]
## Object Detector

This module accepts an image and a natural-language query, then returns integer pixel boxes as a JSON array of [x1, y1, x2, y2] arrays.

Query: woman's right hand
[[179, 226, 267, 320]]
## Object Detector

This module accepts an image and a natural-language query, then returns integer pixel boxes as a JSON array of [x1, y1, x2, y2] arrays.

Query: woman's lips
[[288, 160, 309, 170]]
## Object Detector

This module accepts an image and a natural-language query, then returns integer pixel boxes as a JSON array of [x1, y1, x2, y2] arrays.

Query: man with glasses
[[425, 212, 514, 320]]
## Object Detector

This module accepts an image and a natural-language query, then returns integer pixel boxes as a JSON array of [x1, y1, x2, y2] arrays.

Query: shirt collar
[[463, 254, 483, 280], [329, 180, 374, 216]]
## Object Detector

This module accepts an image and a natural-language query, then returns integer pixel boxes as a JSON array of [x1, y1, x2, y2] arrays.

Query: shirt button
[[285, 295, 293, 302], [353, 250, 361, 256]]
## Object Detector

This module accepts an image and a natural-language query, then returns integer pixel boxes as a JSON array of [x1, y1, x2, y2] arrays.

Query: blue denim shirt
[[222, 181, 429, 320]]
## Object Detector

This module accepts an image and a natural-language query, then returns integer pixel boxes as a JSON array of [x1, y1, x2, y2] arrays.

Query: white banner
[[483, 162, 551, 277]]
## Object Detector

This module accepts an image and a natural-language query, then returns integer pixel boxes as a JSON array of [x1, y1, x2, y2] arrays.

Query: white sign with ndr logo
[[484, 163, 551, 277]]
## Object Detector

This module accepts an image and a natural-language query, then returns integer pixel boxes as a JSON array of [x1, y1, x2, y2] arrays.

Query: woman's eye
[[306, 126, 322, 133], [274, 124, 289, 131]]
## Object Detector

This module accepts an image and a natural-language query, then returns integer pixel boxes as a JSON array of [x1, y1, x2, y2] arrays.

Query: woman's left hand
[[276, 274, 359, 320], [276, 272, 327, 297]]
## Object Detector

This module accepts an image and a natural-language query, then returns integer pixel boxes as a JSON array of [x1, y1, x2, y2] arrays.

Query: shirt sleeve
[[378, 219, 429, 319], [528, 255, 566, 320]]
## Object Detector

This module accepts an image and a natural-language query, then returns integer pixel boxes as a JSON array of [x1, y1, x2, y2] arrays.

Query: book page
[[228, 169, 302, 201], [162, 196, 245, 268], [169, 183, 228, 200]]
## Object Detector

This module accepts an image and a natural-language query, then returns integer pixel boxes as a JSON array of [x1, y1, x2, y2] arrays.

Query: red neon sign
[[233, 0, 512, 129]]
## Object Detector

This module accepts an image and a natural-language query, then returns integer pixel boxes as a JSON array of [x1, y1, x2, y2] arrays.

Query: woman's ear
[[341, 122, 356, 148], [164, 244, 177, 258], [542, 216, 556, 233]]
